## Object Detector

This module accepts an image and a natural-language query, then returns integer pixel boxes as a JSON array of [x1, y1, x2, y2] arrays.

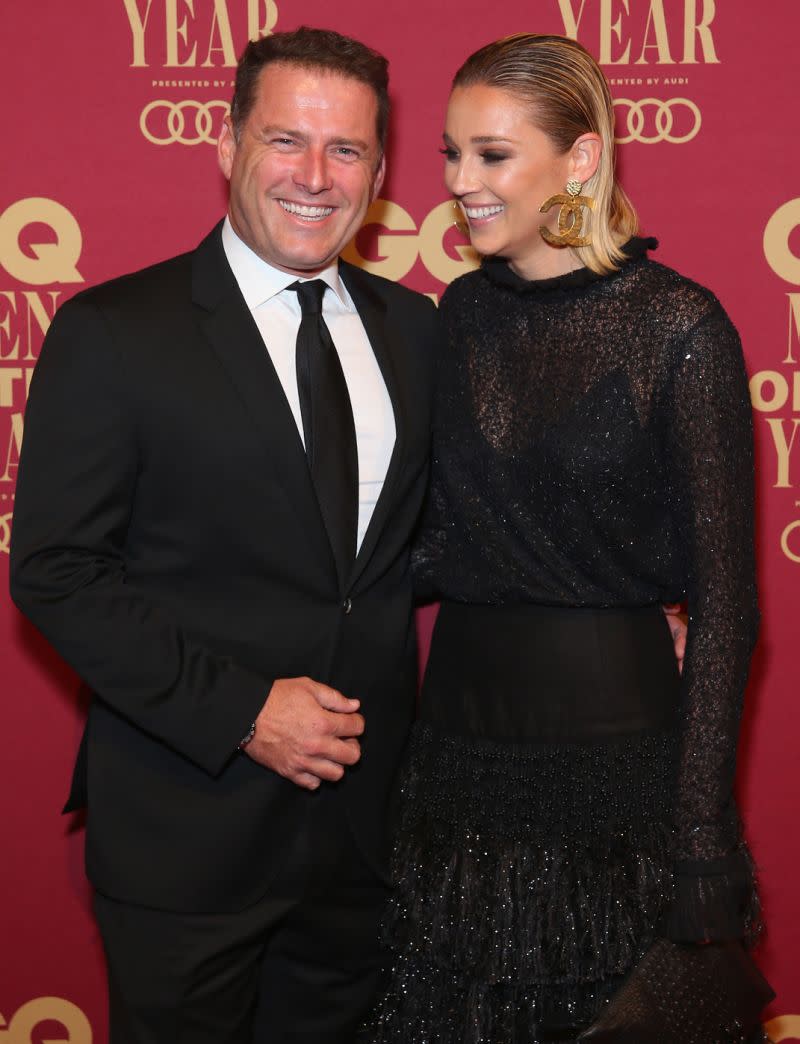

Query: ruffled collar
[[480, 237, 658, 294]]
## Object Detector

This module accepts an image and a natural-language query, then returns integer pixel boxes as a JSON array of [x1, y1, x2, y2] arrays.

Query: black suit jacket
[[10, 223, 437, 913]]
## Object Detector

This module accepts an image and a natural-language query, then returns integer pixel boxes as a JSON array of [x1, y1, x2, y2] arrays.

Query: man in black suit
[[10, 27, 436, 1044]]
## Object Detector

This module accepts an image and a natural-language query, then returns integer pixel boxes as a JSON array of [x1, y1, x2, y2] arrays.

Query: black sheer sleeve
[[411, 295, 451, 605], [657, 302, 760, 943], [410, 465, 449, 604]]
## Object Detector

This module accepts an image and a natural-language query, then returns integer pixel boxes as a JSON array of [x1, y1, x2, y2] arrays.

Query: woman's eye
[[481, 151, 508, 164], [439, 147, 459, 162]]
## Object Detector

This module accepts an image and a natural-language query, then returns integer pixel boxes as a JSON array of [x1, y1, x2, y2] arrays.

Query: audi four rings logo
[[0, 514, 11, 555], [613, 98, 702, 144], [140, 97, 702, 147], [140, 99, 229, 145]]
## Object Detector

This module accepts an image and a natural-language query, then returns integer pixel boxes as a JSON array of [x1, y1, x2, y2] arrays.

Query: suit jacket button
[[343, 597, 352, 615]]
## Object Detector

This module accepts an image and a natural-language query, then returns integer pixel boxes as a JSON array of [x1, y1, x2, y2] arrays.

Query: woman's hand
[[662, 603, 687, 674]]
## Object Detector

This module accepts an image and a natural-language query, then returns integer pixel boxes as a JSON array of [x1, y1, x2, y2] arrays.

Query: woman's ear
[[569, 133, 602, 185]]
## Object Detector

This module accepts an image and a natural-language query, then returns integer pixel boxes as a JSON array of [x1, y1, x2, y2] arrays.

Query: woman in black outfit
[[366, 32, 765, 1044]]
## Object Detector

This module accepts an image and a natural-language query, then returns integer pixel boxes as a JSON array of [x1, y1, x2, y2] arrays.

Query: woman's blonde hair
[[452, 33, 638, 274]]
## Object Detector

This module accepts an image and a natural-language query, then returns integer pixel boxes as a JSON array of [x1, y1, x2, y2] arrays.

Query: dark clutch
[[577, 940, 774, 1043]]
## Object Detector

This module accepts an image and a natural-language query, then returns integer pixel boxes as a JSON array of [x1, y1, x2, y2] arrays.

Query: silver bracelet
[[238, 722, 256, 751]]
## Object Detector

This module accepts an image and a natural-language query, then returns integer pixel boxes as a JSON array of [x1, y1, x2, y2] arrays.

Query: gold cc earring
[[539, 178, 594, 247]]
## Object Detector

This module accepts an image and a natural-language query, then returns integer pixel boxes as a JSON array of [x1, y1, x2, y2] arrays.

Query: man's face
[[218, 62, 385, 276]]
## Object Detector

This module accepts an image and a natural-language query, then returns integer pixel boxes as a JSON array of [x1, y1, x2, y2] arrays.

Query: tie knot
[[289, 279, 327, 315]]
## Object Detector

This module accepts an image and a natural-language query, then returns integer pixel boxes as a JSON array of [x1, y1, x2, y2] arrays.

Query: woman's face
[[443, 84, 574, 279]]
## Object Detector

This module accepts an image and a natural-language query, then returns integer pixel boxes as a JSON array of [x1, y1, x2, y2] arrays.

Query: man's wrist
[[238, 721, 257, 752]]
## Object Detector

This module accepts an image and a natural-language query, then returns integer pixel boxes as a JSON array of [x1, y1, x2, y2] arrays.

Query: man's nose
[[294, 148, 333, 194]]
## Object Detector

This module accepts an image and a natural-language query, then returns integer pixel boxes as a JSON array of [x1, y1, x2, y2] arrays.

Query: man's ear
[[217, 115, 236, 181], [371, 153, 387, 202], [569, 133, 602, 186]]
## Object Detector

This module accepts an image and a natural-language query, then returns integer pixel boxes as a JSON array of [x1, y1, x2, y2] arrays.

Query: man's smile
[[277, 199, 336, 221]]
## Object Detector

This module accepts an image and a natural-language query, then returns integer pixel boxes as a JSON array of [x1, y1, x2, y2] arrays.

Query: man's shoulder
[[71, 247, 195, 316], [63, 223, 225, 323]]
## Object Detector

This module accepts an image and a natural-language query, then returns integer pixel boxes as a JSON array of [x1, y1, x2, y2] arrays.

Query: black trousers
[[93, 794, 389, 1044]]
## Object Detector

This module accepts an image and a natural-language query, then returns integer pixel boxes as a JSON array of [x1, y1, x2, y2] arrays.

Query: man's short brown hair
[[231, 27, 390, 154]]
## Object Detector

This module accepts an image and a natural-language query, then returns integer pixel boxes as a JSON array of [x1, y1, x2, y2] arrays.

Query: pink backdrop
[[1, 2, 798, 1039]]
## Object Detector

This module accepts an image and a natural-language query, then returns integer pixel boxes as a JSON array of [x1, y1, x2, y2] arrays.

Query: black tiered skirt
[[365, 601, 685, 1043]]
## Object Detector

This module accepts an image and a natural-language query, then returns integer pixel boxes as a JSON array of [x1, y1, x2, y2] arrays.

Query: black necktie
[[288, 279, 358, 585]]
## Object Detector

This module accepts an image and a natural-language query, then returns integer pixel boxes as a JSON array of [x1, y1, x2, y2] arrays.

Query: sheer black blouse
[[413, 240, 759, 941]]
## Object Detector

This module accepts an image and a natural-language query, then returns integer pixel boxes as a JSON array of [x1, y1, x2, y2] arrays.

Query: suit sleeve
[[10, 294, 269, 777]]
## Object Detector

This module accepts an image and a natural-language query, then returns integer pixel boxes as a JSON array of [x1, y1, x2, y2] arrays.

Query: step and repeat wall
[[1, 1, 798, 1039]]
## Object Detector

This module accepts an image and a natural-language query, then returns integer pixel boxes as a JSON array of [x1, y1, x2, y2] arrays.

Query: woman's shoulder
[[624, 255, 732, 336], [624, 258, 746, 391], [438, 267, 485, 310], [605, 257, 739, 381]]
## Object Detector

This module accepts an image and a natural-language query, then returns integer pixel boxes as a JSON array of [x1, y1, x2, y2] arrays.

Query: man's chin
[[272, 222, 357, 269], [273, 248, 342, 277]]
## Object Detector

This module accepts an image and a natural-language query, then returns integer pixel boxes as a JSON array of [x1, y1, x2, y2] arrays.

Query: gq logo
[[342, 199, 479, 286], [0, 199, 84, 285], [764, 198, 800, 285], [765, 1015, 800, 1041], [0, 997, 92, 1042]]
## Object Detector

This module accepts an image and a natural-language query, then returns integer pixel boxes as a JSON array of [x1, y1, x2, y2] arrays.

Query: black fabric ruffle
[[381, 724, 675, 983], [480, 237, 658, 295], [365, 951, 618, 1044], [363, 723, 761, 1044], [663, 851, 762, 946]]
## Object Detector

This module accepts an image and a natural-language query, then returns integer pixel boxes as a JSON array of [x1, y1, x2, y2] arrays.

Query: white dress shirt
[[221, 218, 396, 552]]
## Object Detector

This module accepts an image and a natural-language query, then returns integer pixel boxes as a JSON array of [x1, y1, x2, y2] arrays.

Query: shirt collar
[[221, 216, 350, 310]]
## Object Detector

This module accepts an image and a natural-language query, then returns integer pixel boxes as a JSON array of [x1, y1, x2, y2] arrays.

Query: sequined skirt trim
[[364, 721, 680, 1043]]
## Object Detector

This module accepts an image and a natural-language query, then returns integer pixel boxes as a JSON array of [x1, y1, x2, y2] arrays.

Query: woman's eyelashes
[[439, 146, 509, 165]]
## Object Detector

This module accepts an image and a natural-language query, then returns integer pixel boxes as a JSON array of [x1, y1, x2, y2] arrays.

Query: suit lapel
[[191, 224, 336, 581], [340, 261, 407, 592]]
